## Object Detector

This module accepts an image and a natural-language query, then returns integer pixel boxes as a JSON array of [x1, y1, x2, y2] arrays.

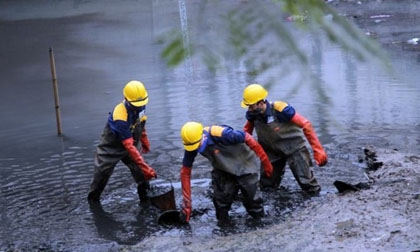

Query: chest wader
[[202, 143, 264, 220], [132, 120, 145, 151], [255, 116, 320, 193], [88, 121, 150, 203]]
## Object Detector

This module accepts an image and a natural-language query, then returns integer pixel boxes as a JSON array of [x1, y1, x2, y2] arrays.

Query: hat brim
[[129, 97, 149, 107], [183, 141, 200, 151], [241, 100, 249, 108]]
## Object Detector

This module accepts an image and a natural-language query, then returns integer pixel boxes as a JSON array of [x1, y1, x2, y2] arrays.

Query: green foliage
[[159, 0, 388, 85], [160, 36, 187, 66]]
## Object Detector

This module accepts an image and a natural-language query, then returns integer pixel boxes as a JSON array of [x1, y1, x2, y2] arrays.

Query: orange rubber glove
[[291, 113, 328, 166], [244, 132, 273, 177], [179, 166, 192, 223], [140, 129, 150, 153], [122, 137, 157, 180], [243, 120, 254, 135]]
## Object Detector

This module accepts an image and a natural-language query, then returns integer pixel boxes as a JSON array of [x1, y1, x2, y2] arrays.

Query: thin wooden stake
[[49, 47, 63, 136]]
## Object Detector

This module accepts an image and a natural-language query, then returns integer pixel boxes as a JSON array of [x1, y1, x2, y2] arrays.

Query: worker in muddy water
[[240, 84, 328, 195], [87, 80, 157, 203], [179, 122, 273, 224]]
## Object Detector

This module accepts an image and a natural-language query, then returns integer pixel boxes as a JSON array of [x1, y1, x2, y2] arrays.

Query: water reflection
[[89, 201, 151, 245]]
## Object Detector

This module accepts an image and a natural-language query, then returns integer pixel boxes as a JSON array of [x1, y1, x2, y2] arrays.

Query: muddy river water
[[1, 0, 420, 251]]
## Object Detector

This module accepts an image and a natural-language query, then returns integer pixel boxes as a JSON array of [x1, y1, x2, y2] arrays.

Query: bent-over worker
[[179, 122, 273, 224]]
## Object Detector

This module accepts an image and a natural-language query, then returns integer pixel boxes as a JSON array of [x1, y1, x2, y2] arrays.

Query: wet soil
[[128, 146, 420, 251]]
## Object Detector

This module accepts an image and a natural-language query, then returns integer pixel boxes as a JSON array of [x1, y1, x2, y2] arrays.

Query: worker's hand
[[262, 158, 273, 178], [179, 206, 191, 224], [314, 150, 328, 167], [244, 133, 273, 177], [291, 112, 328, 167], [141, 165, 157, 180], [141, 141, 150, 153], [180, 166, 192, 224], [122, 137, 156, 178]]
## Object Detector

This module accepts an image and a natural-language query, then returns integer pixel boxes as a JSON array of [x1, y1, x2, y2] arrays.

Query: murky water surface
[[1, 0, 420, 251]]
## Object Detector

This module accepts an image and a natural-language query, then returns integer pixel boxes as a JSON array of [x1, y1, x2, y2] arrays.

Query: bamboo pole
[[49, 47, 63, 136]]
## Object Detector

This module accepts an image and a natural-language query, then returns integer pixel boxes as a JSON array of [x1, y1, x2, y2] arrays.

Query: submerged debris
[[333, 180, 371, 193], [364, 147, 383, 171], [333, 146, 382, 194], [333, 180, 359, 193]]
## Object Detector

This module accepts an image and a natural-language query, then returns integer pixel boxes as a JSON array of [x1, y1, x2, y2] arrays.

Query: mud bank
[[127, 147, 420, 251]]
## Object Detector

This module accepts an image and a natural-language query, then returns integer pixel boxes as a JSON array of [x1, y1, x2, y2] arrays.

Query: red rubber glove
[[291, 113, 328, 166], [244, 133, 273, 177], [179, 165, 192, 223], [140, 129, 150, 153], [122, 137, 157, 180], [243, 120, 254, 135]]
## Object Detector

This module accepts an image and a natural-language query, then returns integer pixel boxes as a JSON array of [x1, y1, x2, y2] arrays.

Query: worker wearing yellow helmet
[[88, 80, 156, 203], [241, 84, 328, 194], [178, 121, 273, 224]]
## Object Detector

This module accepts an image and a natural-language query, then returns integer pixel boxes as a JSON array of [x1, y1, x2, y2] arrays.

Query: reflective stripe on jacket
[[107, 101, 146, 146]]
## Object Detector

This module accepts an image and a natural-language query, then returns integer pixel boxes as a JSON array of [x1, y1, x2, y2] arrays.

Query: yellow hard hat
[[123, 80, 149, 107], [180, 122, 204, 151], [241, 84, 268, 108]]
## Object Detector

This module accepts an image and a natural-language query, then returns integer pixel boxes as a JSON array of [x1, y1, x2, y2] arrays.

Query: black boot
[[216, 208, 229, 221], [137, 182, 150, 205], [216, 209, 233, 227], [87, 190, 101, 202], [87, 176, 108, 202], [248, 209, 265, 219]]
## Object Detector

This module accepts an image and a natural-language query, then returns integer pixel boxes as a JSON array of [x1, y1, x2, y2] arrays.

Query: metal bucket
[[148, 179, 176, 212]]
